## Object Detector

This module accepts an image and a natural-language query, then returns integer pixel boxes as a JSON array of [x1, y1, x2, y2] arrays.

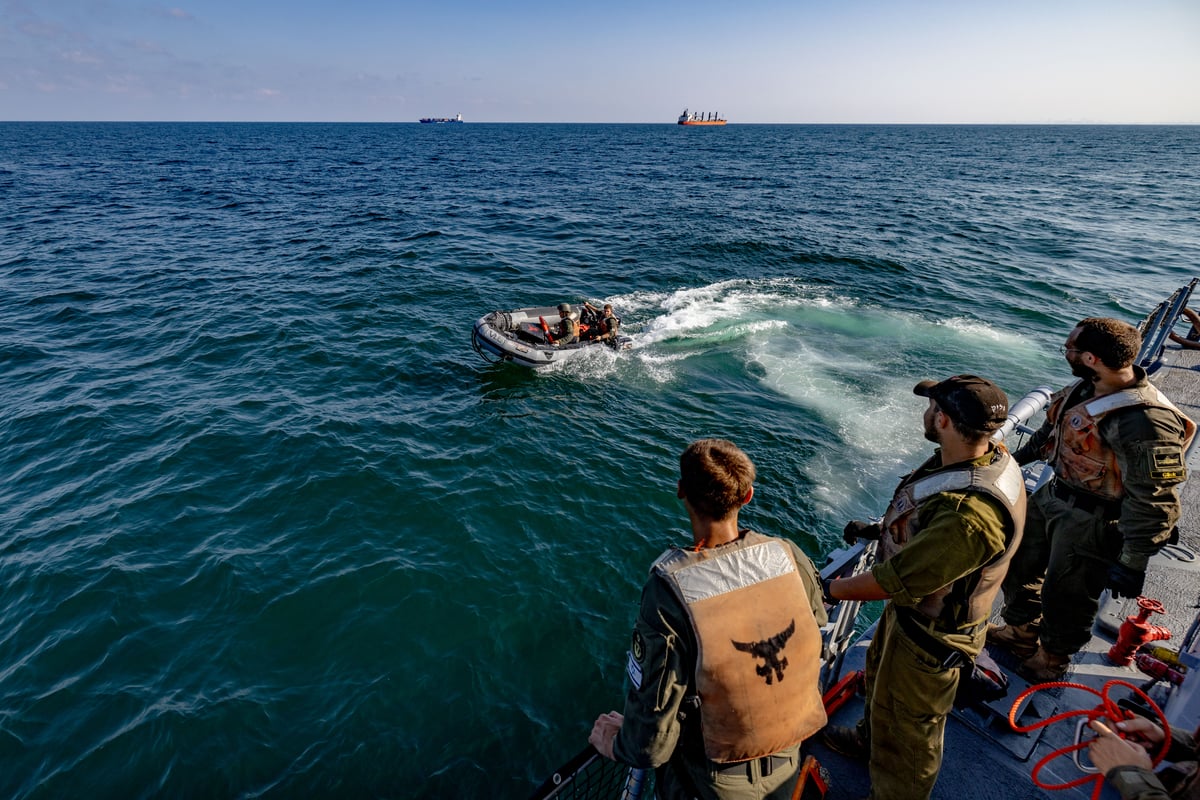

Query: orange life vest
[[653, 532, 826, 763], [1044, 381, 1195, 500]]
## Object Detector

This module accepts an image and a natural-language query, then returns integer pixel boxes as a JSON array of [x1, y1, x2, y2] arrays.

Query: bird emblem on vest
[[731, 619, 796, 685]]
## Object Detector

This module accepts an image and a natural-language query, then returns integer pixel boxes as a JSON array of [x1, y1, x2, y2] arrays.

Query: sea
[[2, 122, 1198, 799]]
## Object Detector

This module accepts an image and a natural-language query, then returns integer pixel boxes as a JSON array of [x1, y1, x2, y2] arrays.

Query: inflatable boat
[[471, 305, 632, 368]]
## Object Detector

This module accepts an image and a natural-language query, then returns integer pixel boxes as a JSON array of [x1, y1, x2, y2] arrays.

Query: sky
[[2, 0, 1198, 123]]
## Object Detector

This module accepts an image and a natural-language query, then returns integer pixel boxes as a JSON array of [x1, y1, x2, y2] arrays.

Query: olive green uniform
[[1106, 728, 1198, 800], [555, 316, 579, 345], [613, 534, 827, 800], [601, 313, 619, 341], [860, 450, 1013, 800], [1001, 368, 1190, 655]]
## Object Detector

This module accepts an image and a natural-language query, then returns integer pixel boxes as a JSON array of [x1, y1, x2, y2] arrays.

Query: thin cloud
[[129, 39, 169, 55], [60, 49, 103, 65], [17, 19, 64, 40]]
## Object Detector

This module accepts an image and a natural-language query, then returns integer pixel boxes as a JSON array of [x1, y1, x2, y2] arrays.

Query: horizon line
[[3, 119, 1199, 126]]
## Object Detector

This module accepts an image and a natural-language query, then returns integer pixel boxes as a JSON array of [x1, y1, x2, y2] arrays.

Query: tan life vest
[[879, 447, 1026, 628], [653, 532, 826, 763], [1045, 381, 1196, 500]]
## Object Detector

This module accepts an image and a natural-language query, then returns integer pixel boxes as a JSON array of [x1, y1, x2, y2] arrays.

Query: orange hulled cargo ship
[[677, 109, 726, 126]]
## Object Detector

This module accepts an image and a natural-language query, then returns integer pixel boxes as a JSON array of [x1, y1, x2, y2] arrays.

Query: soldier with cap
[[551, 303, 579, 346], [987, 317, 1195, 683], [588, 439, 828, 800], [822, 375, 1027, 800]]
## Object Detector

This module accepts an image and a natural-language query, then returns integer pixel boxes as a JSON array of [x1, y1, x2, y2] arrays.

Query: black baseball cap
[[913, 374, 1009, 432]]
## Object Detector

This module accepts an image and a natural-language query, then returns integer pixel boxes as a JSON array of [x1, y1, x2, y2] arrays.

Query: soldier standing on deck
[[588, 439, 828, 800], [987, 317, 1195, 683], [822, 375, 1027, 800]]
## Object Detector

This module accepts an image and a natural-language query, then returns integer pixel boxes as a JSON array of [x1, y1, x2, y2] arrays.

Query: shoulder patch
[[1148, 445, 1187, 482], [631, 629, 646, 663]]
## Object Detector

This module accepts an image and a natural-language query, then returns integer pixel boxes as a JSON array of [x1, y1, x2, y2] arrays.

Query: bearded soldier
[[823, 375, 1026, 800], [988, 317, 1194, 682]]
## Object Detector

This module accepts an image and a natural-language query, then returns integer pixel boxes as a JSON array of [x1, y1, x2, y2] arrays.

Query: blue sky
[[2, 0, 1198, 123]]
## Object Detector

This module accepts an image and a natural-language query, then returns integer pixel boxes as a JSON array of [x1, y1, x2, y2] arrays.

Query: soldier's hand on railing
[[843, 520, 882, 545]]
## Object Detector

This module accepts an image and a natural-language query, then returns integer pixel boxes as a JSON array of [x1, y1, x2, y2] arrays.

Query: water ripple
[[0, 122, 1197, 798]]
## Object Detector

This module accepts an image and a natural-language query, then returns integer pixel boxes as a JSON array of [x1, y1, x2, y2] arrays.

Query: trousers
[[856, 604, 960, 800], [999, 483, 1119, 655]]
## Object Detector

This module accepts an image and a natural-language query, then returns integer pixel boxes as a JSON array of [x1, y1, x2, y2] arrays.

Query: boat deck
[[811, 340, 1200, 800]]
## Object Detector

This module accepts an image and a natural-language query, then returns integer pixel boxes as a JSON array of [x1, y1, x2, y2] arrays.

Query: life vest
[[880, 447, 1026, 628], [556, 317, 578, 343], [652, 532, 826, 763], [1043, 381, 1196, 500]]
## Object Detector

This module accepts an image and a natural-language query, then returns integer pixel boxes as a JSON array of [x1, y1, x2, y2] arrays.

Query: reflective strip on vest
[[906, 458, 1026, 510], [666, 540, 798, 603]]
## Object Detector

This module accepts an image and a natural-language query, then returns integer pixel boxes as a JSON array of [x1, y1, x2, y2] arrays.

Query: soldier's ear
[[677, 480, 686, 500], [741, 486, 754, 506]]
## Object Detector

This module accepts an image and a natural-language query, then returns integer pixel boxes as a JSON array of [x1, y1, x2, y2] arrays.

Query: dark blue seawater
[[2, 122, 1198, 798]]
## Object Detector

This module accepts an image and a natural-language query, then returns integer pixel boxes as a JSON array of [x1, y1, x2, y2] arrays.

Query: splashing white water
[[577, 278, 1055, 522]]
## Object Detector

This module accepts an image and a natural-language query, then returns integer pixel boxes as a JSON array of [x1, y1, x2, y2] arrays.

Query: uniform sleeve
[[872, 492, 1009, 607], [612, 576, 692, 769], [1106, 766, 1172, 800], [786, 540, 829, 627], [1166, 726, 1197, 763], [1104, 407, 1188, 571]]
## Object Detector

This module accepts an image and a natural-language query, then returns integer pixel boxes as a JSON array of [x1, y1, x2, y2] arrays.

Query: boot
[[986, 621, 1040, 660], [1018, 645, 1072, 684], [820, 723, 868, 762]]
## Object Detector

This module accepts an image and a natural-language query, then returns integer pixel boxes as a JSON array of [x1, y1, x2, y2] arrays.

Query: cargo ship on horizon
[[677, 108, 726, 126], [419, 113, 463, 124]]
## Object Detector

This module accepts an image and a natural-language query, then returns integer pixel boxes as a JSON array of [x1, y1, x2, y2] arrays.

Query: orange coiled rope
[[1007, 679, 1172, 800]]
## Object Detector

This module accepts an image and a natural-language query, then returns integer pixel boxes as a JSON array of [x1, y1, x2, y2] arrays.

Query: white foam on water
[[563, 279, 1054, 523], [611, 278, 845, 347]]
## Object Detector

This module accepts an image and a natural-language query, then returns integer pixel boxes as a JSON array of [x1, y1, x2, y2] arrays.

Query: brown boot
[[820, 724, 869, 762], [1018, 646, 1072, 684], [986, 621, 1039, 660]]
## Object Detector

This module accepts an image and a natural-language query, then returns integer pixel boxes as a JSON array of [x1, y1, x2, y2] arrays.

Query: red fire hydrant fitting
[[1107, 596, 1171, 666]]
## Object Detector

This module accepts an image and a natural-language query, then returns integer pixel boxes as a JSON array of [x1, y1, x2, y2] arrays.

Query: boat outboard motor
[[990, 385, 1054, 445]]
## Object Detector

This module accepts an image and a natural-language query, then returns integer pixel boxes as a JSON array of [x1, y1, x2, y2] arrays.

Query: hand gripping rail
[[818, 539, 877, 693]]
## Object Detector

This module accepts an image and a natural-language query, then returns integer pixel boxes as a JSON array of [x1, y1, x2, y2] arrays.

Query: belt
[[1048, 479, 1122, 518], [713, 754, 793, 779], [894, 608, 968, 670]]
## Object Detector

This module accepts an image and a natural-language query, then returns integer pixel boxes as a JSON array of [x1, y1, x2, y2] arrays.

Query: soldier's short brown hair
[[679, 439, 755, 521], [1075, 317, 1140, 369]]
